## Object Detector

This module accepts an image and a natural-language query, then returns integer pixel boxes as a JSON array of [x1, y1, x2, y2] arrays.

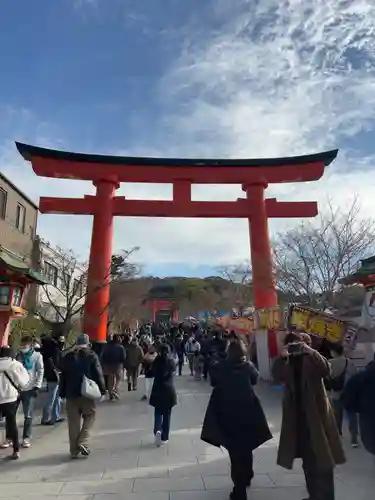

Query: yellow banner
[[289, 306, 345, 343], [256, 307, 284, 330]]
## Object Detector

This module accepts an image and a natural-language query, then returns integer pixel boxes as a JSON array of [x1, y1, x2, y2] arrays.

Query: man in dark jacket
[[101, 334, 126, 400], [174, 335, 186, 376], [41, 336, 65, 425], [200, 334, 211, 380], [59, 334, 106, 458], [341, 355, 375, 457]]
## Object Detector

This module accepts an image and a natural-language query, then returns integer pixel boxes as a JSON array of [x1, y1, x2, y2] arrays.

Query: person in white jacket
[[0, 346, 30, 459]]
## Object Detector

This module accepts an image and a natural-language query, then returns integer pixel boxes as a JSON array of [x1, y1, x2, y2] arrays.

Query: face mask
[[20, 347, 31, 354]]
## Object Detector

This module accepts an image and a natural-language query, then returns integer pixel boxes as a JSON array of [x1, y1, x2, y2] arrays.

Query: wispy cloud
[[3, 0, 375, 274], [160, 0, 375, 158]]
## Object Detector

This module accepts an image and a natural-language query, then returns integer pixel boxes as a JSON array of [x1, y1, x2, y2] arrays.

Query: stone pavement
[[0, 373, 374, 500]]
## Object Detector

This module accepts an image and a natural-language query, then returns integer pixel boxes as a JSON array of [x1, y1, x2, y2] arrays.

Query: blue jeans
[[154, 408, 172, 442], [42, 382, 61, 423], [20, 390, 36, 440]]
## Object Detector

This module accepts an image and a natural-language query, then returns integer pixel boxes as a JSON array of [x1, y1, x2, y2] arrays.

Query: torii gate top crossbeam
[[16, 142, 338, 185]]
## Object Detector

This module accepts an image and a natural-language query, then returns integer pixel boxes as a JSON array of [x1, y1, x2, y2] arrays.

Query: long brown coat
[[272, 348, 346, 470]]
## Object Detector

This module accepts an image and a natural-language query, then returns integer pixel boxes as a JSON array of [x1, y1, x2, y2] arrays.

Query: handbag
[[81, 375, 101, 400]]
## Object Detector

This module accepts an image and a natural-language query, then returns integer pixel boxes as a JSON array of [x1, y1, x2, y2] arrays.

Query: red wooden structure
[[146, 299, 179, 323], [16, 142, 337, 344], [0, 245, 46, 346]]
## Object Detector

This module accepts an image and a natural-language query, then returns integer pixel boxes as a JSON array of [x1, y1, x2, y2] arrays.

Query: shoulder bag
[[3, 371, 21, 394], [330, 359, 348, 392], [81, 375, 101, 401]]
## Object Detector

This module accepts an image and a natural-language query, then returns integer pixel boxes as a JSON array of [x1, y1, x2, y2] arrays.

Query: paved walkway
[[0, 373, 374, 499]]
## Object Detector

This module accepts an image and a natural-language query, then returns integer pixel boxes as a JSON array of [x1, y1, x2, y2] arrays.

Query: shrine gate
[[16, 142, 337, 348]]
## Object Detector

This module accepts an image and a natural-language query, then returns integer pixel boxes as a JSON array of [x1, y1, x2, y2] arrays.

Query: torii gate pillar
[[244, 183, 278, 309], [83, 180, 118, 344]]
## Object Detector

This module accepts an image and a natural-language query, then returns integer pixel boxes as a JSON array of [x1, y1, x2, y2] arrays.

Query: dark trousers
[[228, 450, 254, 498], [126, 366, 139, 390], [203, 356, 209, 380], [302, 445, 335, 500], [177, 356, 184, 376], [154, 408, 172, 442], [187, 354, 194, 375], [332, 398, 359, 443], [0, 401, 19, 452]]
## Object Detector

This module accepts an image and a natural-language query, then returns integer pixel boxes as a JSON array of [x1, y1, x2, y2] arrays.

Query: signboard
[[215, 315, 255, 335], [287, 305, 347, 344], [255, 307, 284, 330]]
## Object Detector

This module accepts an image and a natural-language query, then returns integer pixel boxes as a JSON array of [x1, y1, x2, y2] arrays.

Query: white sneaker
[[22, 439, 31, 448], [0, 439, 12, 449], [161, 440, 169, 446], [155, 431, 162, 447]]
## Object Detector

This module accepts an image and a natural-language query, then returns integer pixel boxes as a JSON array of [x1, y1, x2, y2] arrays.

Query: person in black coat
[[41, 336, 65, 425], [201, 340, 272, 500], [174, 335, 186, 376], [341, 356, 375, 457], [149, 344, 177, 447]]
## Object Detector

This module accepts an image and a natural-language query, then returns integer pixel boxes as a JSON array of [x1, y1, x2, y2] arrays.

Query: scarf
[[21, 349, 35, 371]]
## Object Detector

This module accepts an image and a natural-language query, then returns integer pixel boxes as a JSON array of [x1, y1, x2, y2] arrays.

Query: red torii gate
[[16, 142, 337, 346]]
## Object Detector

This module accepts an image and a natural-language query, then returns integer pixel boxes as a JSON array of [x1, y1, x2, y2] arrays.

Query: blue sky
[[1, 0, 375, 277]]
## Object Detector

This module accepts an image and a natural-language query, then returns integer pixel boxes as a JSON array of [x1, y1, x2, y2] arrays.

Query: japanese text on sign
[[289, 306, 345, 343]]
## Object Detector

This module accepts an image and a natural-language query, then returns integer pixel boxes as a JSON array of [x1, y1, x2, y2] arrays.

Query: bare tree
[[273, 198, 375, 309], [174, 278, 224, 317], [216, 262, 253, 314], [108, 277, 150, 331], [37, 246, 140, 334]]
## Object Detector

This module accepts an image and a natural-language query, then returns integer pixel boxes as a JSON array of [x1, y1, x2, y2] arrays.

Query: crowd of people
[[0, 322, 374, 500]]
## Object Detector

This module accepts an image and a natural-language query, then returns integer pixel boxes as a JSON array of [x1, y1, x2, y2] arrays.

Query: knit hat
[[76, 333, 90, 346]]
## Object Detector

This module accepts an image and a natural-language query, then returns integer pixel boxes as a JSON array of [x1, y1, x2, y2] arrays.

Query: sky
[[1, 0, 375, 277]]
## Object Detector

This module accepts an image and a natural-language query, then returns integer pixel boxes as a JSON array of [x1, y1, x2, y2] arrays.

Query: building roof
[[0, 245, 46, 284], [0, 171, 38, 210], [339, 256, 375, 285], [16, 142, 338, 168]]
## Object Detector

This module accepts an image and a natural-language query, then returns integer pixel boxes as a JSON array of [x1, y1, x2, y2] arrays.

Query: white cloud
[[2, 0, 375, 273]]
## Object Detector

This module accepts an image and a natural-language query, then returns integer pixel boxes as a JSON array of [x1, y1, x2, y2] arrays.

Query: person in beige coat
[[272, 332, 345, 500]]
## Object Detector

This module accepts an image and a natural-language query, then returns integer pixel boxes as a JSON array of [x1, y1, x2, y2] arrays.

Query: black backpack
[[330, 359, 348, 392]]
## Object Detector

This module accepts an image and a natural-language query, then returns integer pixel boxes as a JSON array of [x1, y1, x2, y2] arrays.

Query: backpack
[[330, 359, 348, 392]]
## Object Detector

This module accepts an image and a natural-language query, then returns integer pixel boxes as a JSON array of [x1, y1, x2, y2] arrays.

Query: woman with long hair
[[149, 344, 177, 447], [201, 340, 272, 500]]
